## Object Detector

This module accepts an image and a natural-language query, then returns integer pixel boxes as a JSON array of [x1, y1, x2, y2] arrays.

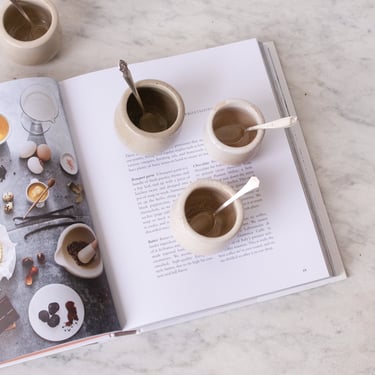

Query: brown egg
[[36, 144, 52, 162]]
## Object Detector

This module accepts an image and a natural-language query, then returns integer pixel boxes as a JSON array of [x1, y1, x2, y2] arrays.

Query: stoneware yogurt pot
[[0, 0, 61, 65], [170, 179, 244, 256], [204, 99, 265, 165], [115, 79, 185, 155]]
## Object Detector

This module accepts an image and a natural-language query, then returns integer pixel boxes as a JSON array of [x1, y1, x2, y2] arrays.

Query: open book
[[0, 38, 346, 367]]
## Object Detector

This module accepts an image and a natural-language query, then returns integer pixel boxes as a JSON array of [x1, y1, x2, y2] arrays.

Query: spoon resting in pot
[[188, 176, 260, 236], [215, 115, 297, 147], [119, 60, 168, 132]]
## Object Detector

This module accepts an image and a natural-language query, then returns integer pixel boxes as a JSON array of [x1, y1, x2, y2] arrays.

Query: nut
[[3, 201, 13, 213], [37, 252, 46, 265], [22, 257, 34, 269], [2, 192, 14, 202]]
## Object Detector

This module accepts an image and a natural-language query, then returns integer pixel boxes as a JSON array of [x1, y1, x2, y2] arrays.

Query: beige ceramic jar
[[170, 179, 244, 256], [204, 99, 265, 165], [0, 0, 61, 65], [115, 79, 185, 155]]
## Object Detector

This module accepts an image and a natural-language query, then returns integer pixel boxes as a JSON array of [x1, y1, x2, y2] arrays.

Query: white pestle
[[77, 239, 98, 264]]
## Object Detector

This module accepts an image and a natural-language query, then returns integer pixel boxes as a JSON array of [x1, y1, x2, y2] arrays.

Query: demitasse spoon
[[188, 176, 260, 236], [119, 60, 168, 132], [215, 115, 297, 146]]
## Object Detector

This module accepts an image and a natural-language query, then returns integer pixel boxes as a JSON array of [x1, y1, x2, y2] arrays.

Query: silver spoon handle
[[119, 60, 145, 113], [249, 116, 297, 131], [214, 176, 260, 215]]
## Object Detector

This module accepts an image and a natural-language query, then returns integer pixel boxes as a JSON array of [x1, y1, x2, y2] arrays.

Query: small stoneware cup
[[26, 178, 49, 207], [170, 179, 244, 256], [115, 79, 185, 155], [0, 0, 61, 65], [204, 99, 265, 165]]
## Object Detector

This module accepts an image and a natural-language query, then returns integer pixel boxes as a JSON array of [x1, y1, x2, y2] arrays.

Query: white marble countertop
[[1, 0, 374, 374]]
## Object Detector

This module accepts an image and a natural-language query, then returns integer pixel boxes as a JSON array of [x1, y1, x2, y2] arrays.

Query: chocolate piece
[[0, 295, 19, 335], [65, 301, 78, 326], [37, 252, 46, 265], [38, 310, 49, 323], [22, 257, 34, 269], [48, 302, 59, 315], [47, 314, 60, 328]]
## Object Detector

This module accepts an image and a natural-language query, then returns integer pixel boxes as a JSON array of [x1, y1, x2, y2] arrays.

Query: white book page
[[59, 39, 330, 330]]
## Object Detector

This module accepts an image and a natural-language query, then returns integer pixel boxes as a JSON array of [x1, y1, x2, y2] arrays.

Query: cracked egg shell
[[36, 144, 52, 162], [27, 156, 44, 174], [19, 140, 37, 159]]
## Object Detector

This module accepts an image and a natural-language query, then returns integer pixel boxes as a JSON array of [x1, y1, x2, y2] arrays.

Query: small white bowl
[[60, 152, 78, 175], [54, 223, 103, 279]]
